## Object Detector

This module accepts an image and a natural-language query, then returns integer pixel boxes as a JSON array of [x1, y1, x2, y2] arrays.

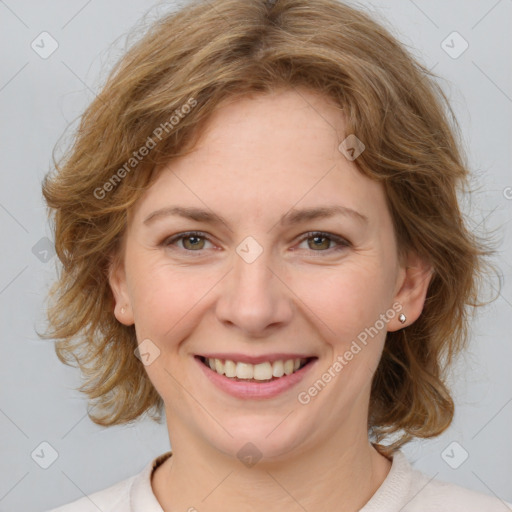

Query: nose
[[214, 244, 293, 337]]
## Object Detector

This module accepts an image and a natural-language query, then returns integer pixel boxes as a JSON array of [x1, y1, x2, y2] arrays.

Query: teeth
[[236, 362, 254, 379], [224, 359, 236, 378], [214, 358, 224, 374], [253, 362, 272, 380], [204, 357, 308, 380], [272, 360, 284, 377]]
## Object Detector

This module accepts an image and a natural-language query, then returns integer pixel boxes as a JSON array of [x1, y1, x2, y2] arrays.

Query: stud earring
[[398, 313, 406, 324], [120, 306, 126, 314]]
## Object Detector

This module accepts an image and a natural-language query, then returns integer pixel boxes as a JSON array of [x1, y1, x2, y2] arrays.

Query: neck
[[152, 425, 392, 512]]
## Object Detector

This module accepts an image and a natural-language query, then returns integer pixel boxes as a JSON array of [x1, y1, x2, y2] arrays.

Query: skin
[[109, 87, 432, 511]]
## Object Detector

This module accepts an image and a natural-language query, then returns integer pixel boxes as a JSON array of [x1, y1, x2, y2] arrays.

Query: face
[[110, 88, 431, 463]]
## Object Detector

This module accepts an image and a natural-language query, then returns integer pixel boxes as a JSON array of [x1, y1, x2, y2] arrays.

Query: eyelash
[[161, 230, 351, 255]]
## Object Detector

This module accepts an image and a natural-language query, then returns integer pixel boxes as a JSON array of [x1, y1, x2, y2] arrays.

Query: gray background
[[0, 0, 511, 510]]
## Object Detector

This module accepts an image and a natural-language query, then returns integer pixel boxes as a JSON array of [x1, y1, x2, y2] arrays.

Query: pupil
[[311, 236, 328, 250], [185, 236, 203, 249]]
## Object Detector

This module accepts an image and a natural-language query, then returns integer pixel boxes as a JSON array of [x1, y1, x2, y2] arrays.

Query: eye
[[296, 231, 350, 253], [162, 231, 214, 252], [161, 230, 350, 255]]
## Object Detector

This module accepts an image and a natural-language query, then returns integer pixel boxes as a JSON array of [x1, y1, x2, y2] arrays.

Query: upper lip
[[197, 353, 316, 364]]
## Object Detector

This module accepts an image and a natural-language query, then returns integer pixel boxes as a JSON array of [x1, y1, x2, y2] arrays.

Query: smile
[[195, 354, 317, 399], [199, 356, 311, 381]]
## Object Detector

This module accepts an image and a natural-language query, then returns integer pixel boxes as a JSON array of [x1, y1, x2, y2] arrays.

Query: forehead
[[130, 88, 387, 227]]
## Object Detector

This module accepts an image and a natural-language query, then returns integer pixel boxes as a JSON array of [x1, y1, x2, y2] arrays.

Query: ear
[[388, 251, 433, 332], [108, 251, 135, 326]]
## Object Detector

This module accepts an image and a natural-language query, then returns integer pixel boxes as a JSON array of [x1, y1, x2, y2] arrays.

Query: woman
[[42, 0, 510, 510]]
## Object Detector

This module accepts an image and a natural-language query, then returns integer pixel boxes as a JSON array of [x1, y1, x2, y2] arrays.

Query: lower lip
[[195, 357, 316, 399]]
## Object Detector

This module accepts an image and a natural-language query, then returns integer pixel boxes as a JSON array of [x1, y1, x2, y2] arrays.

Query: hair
[[41, 0, 494, 456]]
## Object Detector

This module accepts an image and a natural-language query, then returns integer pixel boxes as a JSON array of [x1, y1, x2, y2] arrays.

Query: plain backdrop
[[0, 0, 511, 510]]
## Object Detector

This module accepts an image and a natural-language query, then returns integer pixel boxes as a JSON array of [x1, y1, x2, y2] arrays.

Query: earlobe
[[388, 252, 433, 332], [108, 252, 134, 326], [113, 302, 134, 325]]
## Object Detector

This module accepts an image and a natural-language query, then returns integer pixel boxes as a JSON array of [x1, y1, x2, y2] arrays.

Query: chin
[[203, 414, 313, 465]]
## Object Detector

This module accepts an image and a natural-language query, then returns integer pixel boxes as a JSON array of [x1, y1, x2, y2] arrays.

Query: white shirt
[[48, 450, 512, 511]]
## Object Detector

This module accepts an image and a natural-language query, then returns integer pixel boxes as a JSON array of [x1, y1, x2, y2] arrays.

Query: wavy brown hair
[[41, 0, 493, 455]]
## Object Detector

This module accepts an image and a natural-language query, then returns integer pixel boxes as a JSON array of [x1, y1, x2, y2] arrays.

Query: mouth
[[195, 355, 317, 383]]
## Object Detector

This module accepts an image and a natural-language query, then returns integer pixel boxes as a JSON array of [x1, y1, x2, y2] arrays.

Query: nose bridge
[[233, 240, 272, 294], [215, 236, 291, 334]]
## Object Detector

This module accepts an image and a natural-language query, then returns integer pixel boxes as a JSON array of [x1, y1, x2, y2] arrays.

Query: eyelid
[[295, 231, 351, 251], [162, 231, 215, 251], [162, 230, 351, 254]]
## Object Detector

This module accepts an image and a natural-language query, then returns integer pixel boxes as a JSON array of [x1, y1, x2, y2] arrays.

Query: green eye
[[181, 234, 206, 250], [307, 235, 332, 250], [163, 231, 212, 251], [298, 232, 350, 252], [162, 230, 350, 255]]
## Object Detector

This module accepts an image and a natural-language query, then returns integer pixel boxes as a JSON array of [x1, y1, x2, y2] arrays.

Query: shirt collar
[[130, 451, 172, 511], [359, 450, 413, 512], [128, 449, 411, 511]]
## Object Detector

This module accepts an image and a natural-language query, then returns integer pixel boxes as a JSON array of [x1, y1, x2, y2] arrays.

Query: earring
[[121, 306, 126, 314], [399, 313, 406, 324]]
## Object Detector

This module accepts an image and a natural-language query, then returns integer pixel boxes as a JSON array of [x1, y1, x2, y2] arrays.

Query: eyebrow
[[143, 205, 368, 228]]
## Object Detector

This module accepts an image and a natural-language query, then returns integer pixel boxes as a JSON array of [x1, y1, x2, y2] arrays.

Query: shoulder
[[364, 449, 511, 512], [404, 457, 511, 512], [46, 474, 135, 512], [46, 451, 172, 512]]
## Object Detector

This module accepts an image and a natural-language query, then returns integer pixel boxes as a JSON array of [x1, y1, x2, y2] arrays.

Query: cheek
[[127, 266, 212, 392], [127, 258, 217, 342], [294, 261, 394, 342]]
